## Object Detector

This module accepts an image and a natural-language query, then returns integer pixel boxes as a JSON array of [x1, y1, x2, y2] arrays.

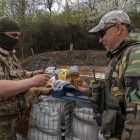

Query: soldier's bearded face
[[99, 24, 117, 51]]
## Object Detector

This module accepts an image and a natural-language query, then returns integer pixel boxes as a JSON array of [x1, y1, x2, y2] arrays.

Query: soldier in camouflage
[[71, 10, 140, 140], [0, 17, 49, 140]]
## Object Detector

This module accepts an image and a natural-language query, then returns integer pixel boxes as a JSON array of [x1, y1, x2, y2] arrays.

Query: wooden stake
[[70, 43, 73, 51], [31, 48, 34, 56]]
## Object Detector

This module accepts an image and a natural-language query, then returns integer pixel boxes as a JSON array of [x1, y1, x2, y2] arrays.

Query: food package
[[54, 66, 81, 82], [45, 67, 56, 78], [68, 66, 81, 82], [54, 69, 70, 81]]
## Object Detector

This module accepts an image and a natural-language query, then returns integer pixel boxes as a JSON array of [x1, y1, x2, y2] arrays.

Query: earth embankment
[[20, 50, 109, 71]]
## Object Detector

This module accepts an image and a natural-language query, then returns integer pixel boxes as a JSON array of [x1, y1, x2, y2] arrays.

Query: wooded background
[[0, 0, 140, 59]]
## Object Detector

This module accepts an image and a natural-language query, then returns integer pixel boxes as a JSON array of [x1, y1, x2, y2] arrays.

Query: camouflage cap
[[89, 10, 130, 34]]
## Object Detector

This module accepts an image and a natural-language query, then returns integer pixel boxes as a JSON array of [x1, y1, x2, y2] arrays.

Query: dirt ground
[[20, 50, 109, 71]]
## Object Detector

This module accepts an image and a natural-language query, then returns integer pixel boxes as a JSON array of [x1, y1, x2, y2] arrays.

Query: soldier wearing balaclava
[[0, 17, 28, 140], [0, 17, 49, 140], [0, 17, 20, 51]]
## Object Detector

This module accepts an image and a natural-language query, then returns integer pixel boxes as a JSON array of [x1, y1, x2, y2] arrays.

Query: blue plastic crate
[[51, 85, 91, 103], [52, 88, 65, 97]]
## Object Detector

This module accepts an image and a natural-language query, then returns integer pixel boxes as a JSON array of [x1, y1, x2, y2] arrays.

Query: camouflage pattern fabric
[[103, 33, 140, 140], [0, 47, 29, 139], [89, 10, 130, 34], [0, 115, 18, 140], [0, 47, 29, 116], [131, 28, 140, 33]]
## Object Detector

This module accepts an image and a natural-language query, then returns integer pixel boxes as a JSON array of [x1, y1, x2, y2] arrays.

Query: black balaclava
[[0, 17, 20, 51]]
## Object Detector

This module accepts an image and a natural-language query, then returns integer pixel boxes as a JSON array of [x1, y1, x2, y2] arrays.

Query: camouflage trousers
[[0, 114, 19, 140]]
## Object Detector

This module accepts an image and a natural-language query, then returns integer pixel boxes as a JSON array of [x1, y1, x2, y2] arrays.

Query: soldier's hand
[[79, 78, 89, 88], [70, 78, 89, 94], [33, 70, 45, 76], [31, 74, 49, 87]]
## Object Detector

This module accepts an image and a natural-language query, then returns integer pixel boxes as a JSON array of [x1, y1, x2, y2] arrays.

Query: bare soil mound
[[20, 50, 109, 71]]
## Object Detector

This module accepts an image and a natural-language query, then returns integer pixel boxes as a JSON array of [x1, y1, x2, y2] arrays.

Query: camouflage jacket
[[104, 33, 140, 140], [0, 47, 29, 116]]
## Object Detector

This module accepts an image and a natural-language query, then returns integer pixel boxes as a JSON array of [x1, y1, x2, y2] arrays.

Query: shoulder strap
[[104, 42, 140, 100]]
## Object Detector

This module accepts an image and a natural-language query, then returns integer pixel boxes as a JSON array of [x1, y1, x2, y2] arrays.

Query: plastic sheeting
[[28, 127, 58, 140], [27, 90, 103, 140], [27, 94, 73, 140], [45, 67, 55, 78], [72, 97, 103, 140], [73, 116, 99, 140], [16, 133, 26, 140]]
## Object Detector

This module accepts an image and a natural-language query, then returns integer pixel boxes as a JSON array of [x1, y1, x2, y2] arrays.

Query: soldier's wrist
[[86, 87, 90, 95], [30, 71, 34, 77]]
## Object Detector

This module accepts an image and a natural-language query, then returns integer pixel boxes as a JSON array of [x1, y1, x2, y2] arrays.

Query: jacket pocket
[[10, 67, 25, 80], [101, 109, 116, 137]]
